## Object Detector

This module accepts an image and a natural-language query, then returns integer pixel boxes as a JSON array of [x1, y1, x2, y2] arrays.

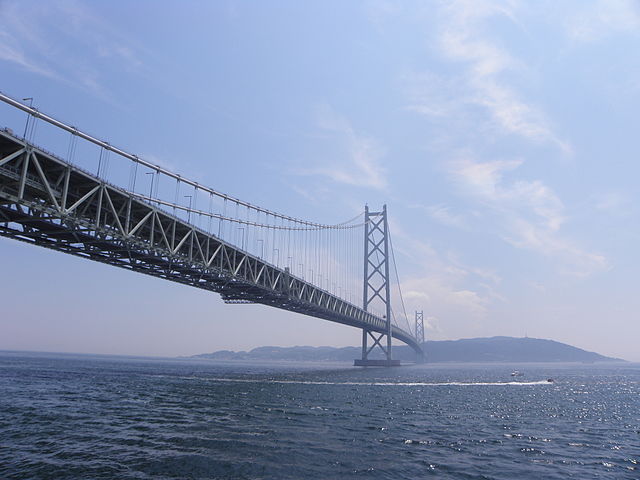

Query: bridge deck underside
[[0, 130, 421, 353]]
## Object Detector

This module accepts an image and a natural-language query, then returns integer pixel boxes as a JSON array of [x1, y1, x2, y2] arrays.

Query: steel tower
[[354, 205, 400, 366]]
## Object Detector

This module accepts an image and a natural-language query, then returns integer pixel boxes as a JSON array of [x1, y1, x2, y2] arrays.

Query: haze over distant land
[[192, 337, 624, 363], [1, 1, 640, 362]]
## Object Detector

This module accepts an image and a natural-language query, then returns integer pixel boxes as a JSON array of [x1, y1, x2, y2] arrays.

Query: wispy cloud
[[405, 0, 571, 154], [412, 203, 466, 229], [0, 0, 147, 100], [404, 275, 488, 319], [0, 32, 60, 80], [387, 221, 499, 338], [296, 105, 387, 190], [403, 71, 467, 118], [563, 0, 640, 43], [506, 217, 608, 277], [393, 2, 610, 277], [449, 155, 608, 276], [593, 191, 632, 217]]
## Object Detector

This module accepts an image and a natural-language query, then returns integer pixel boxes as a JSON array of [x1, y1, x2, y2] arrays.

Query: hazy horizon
[[0, 333, 630, 363]]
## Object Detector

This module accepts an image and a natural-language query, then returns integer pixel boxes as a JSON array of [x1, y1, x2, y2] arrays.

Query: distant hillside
[[416, 336, 621, 363], [192, 336, 622, 363]]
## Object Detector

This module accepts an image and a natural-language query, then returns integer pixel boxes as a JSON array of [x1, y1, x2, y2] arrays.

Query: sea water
[[0, 351, 638, 479]]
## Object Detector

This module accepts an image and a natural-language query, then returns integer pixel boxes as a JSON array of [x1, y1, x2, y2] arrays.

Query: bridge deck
[[0, 130, 422, 353]]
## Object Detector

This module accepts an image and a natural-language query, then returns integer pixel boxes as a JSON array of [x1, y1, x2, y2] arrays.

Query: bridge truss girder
[[0, 130, 422, 354]]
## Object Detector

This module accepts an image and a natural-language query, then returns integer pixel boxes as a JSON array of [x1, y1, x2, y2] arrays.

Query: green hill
[[193, 336, 622, 363]]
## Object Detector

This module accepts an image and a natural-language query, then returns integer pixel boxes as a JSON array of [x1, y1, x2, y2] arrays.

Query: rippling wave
[[1, 352, 638, 479]]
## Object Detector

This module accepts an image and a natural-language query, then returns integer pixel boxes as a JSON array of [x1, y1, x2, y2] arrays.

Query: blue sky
[[1, 0, 639, 361]]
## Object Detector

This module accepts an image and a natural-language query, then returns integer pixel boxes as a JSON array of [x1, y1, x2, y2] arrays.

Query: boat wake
[[189, 377, 553, 387]]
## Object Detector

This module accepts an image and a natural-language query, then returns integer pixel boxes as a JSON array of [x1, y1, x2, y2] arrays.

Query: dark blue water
[[0, 352, 638, 479]]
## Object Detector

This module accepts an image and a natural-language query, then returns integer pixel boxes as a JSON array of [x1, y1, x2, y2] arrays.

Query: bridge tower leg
[[354, 205, 400, 366], [415, 310, 426, 363]]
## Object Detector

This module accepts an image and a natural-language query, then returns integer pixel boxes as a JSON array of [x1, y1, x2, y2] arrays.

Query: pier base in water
[[354, 359, 401, 367]]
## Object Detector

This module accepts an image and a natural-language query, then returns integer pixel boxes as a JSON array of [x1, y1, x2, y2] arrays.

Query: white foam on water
[[195, 378, 552, 387]]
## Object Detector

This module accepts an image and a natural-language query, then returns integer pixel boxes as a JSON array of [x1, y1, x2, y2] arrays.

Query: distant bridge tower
[[355, 205, 400, 366], [415, 310, 426, 363], [415, 310, 424, 344]]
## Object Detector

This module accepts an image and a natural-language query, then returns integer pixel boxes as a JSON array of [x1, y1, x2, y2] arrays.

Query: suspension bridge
[[0, 92, 425, 365]]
